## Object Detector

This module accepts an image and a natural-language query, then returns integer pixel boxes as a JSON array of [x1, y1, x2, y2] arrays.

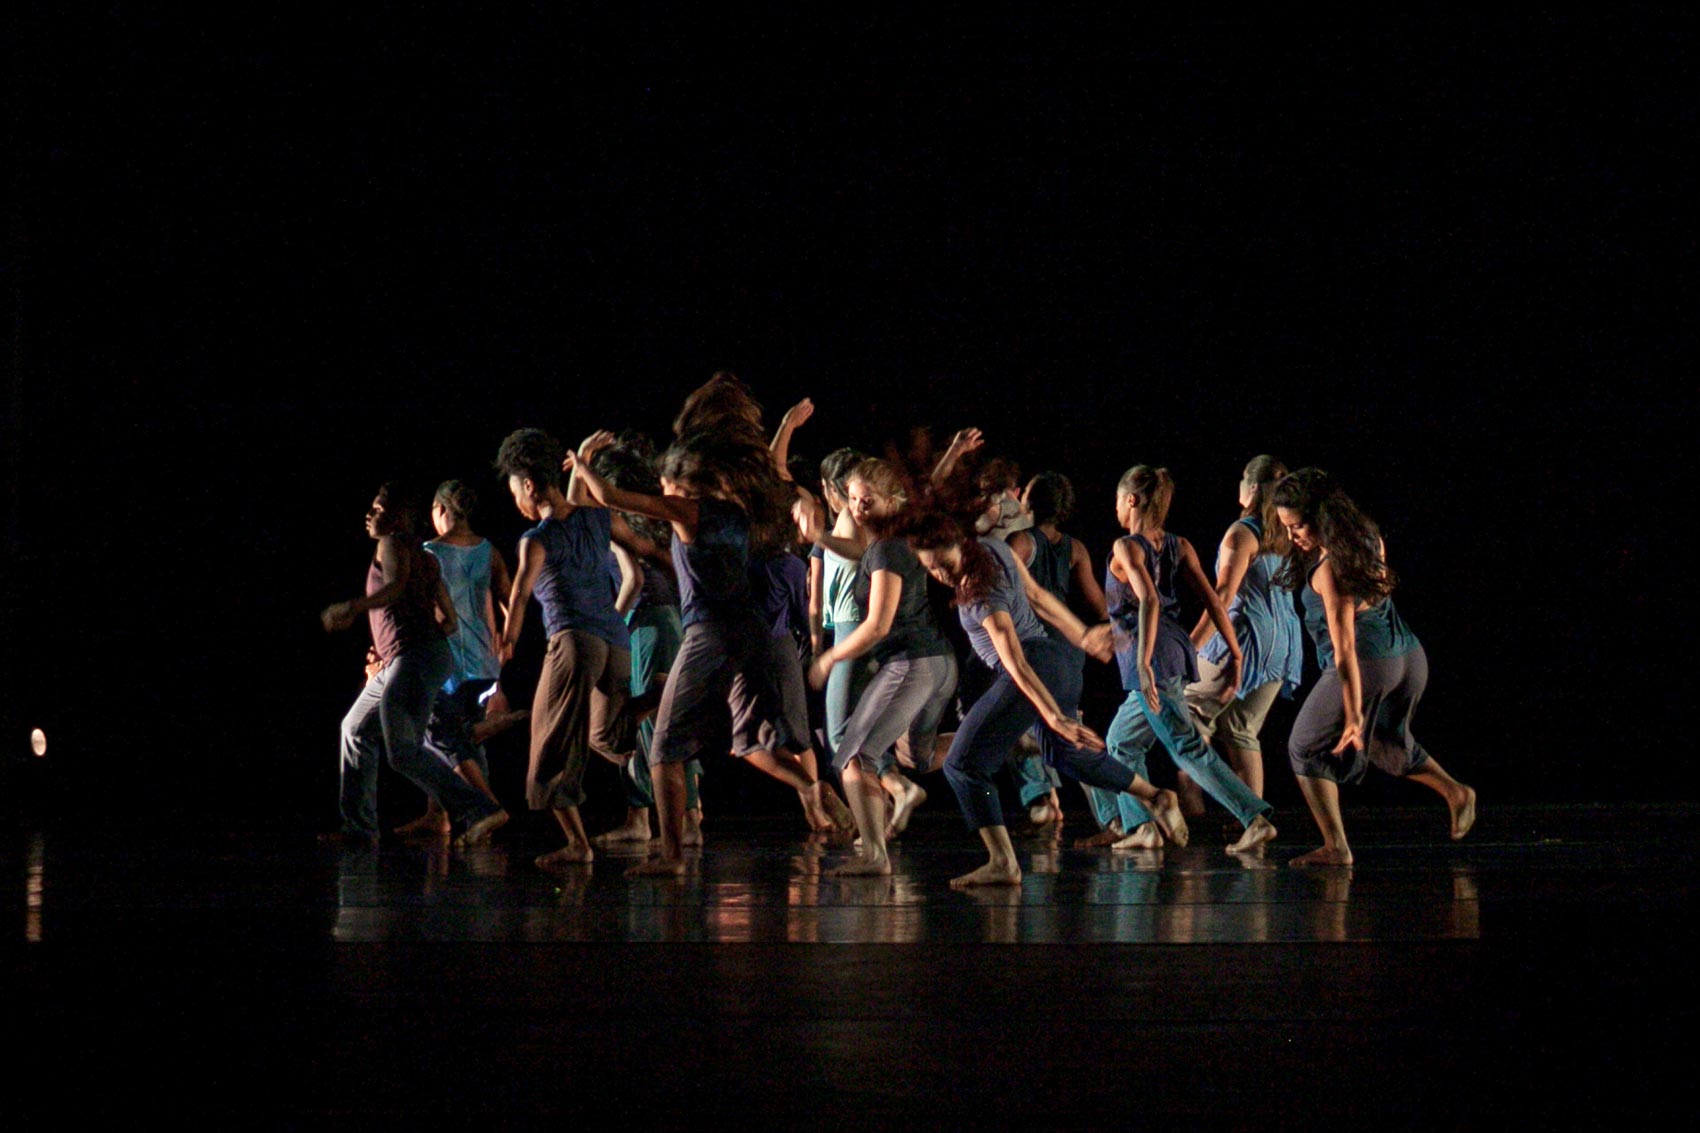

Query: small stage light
[[30, 728, 47, 757]]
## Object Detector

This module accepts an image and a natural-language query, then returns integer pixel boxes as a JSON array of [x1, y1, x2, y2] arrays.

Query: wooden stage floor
[[4, 803, 1695, 1125]]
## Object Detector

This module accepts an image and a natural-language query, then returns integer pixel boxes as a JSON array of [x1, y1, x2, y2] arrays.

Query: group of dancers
[[321, 372, 1477, 886]]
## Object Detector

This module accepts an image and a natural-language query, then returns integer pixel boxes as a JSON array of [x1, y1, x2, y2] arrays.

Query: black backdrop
[[6, 10, 1690, 819]]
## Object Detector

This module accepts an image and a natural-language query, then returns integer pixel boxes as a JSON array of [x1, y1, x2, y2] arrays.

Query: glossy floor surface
[[4, 803, 1695, 1124]]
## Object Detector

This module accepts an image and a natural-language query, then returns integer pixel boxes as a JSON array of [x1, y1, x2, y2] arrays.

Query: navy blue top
[[672, 498, 752, 627], [1302, 555, 1419, 670], [754, 551, 810, 639], [957, 538, 1047, 671], [636, 558, 679, 610], [1106, 532, 1198, 692], [525, 509, 630, 648], [855, 536, 951, 663], [1025, 530, 1074, 600]]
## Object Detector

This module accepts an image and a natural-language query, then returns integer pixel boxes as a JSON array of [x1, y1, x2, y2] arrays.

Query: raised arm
[[1313, 559, 1364, 754], [1190, 521, 1256, 648], [794, 490, 868, 561], [569, 432, 700, 541], [982, 611, 1105, 752], [1178, 536, 1241, 703], [769, 397, 814, 480], [498, 537, 545, 664], [930, 427, 984, 488]]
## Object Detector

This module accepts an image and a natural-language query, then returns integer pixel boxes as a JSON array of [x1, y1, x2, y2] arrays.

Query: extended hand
[[1081, 622, 1114, 662], [781, 398, 815, 430], [1049, 715, 1106, 753], [321, 602, 356, 633]]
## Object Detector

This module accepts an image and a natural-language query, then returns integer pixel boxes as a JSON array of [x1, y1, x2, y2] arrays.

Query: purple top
[[368, 544, 443, 663], [524, 509, 630, 648], [672, 498, 751, 627]]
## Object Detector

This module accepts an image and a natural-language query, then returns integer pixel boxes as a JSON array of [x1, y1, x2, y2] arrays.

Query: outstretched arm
[[1012, 548, 1111, 661], [570, 432, 700, 541], [321, 535, 410, 632], [983, 611, 1104, 752]]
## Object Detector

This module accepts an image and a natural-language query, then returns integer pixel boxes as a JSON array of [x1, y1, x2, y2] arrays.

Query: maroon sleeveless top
[[368, 544, 442, 662]]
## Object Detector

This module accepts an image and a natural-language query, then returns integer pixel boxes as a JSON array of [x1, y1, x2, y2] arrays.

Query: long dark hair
[[1239, 455, 1291, 557], [907, 512, 1003, 608], [660, 427, 796, 557], [590, 438, 672, 548], [1272, 468, 1397, 601]]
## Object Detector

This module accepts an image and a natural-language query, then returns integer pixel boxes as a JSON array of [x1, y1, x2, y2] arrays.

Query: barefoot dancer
[[321, 483, 509, 846], [1093, 466, 1277, 854], [493, 429, 634, 868], [908, 514, 1185, 888], [1182, 456, 1303, 800], [1273, 469, 1476, 867], [807, 459, 956, 874], [392, 480, 512, 836], [571, 423, 833, 876]]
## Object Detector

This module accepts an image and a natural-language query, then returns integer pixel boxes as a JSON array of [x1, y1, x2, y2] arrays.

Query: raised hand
[[781, 398, 815, 431]]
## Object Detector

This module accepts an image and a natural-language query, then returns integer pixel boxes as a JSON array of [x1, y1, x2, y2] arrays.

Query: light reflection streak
[[26, 832, 45, 942]]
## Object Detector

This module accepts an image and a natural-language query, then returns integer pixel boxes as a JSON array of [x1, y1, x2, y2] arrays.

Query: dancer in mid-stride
[[1182, 456, 1303, 805], [321, 482, 509, 847], [1273, 468, 1476, 866], [909, 514, 1186, 888], [1095, 466, 1278, 855]]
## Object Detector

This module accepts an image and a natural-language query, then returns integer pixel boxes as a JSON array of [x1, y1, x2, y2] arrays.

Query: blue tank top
[[524, 509, 630, 648], [1301, 554, 1419, 670], [1199, 518, 1303, 698], [424, 538, 501, 688], [820, 544, 863, 631], [957, 538, 1047, 671], [673, 498, 751, 627], [1105, 532, 1198, 691], [1025, 530, 1073, 600]]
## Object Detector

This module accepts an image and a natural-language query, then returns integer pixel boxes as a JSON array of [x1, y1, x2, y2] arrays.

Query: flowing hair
[[907, 512, 1003, 608], [1271, 468, 1398, 601], [590, 438, 672, 548], [660, 427, 796, 557], [1239, 455, 1291, 557]]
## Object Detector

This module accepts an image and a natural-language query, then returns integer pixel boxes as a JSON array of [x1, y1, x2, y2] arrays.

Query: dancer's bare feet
[[626, 854, 686, 877], [1073, 821, 1125, 849], [592, 810, 653, 846], [1227, 813, 1278, 855], [393, 808, 450, 837], [950, 860, 1023, 888], [1150, 790, 1190, 847], [1449, 786, 1477, 840], [453, 809, 509, 849], [1027, 789, 1063, 827], [682, 807, 704, 847], [828, 851, 892, 877], [800, 782, 835, 832], [886, 778, 927, 839], [821, 785, 856, 833], [535, 843, 593, 868], [1111, 821, 1164, 850], [1290, 845, 1353, 868]]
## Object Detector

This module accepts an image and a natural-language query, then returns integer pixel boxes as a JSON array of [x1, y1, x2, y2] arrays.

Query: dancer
[[1096, 466, 1278, 854], [1273, 468, 1476, 866], [908, 514, 1186, 888], [321, 483, 509, 846], [570, 425, 834, 876], [806, 459, 955, 874], [494, 429, 633, 868], [390, 480, 512, 837], [1183, 456, 1303, 800]]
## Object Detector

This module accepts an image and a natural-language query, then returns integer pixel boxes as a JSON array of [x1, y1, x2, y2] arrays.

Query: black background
[[6, 10, 1691, 821]]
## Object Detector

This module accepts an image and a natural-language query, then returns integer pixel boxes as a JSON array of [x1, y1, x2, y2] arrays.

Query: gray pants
[[1289, 646, 1431, 784], [339, 641, 500, 835], [834, 652, 958, 776]]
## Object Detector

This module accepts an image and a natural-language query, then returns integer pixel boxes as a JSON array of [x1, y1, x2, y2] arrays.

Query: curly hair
[[660, 427, 796, 557], [590, 438, 672, 547], [907, 512, 1004, 608], [493, 428, 564, 492], [433, 480, 478, 523], [1271, 468, 1397, 602]]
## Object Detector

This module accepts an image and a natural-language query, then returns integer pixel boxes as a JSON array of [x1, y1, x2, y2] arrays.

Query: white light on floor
[[30, 728, 46, 757]]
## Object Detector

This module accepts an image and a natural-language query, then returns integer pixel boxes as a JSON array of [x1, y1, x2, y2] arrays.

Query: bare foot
[[950, 860, 1023, 889], [1074, 824, 1125, 849], [592, 821, 652, 846], [1150, 790, 1190, 847], [1290, 845, 1353, 868], [1111, 822, 1164, 850], [1228, 814, 1278, 854], [626, 855, 687, 877], [393, 810, 450, 837], [682, 809, 704, 847], [535, 843, 593, 868], [822, 785, 856, 833], [887, 779, 927, 839], [1450, 786, 1477, 840], [800, 783, 835, 832], [827, 853, 892, 877], [453, 809, 509, 849]]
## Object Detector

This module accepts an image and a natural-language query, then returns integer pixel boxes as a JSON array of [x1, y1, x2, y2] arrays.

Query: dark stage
[[4, 802, 1694, 1124]]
